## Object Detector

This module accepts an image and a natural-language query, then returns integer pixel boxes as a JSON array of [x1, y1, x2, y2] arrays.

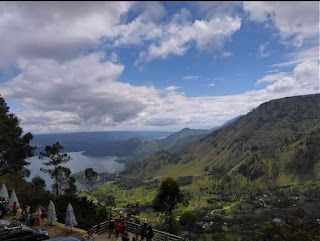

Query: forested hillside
[[140, 94, 320, 190]]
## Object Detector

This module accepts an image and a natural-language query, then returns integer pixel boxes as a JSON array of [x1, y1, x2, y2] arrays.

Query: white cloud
[[259, 61, 319, 94], [183, 75, 201, 80], [133, 10, 241, 64], [271, 46, 319, 68], [0, 2, 242, 68], [244, 1, 319, 46], [0, 53, 161, 132], [166, 86, 181, 91], [256, 72, 288, 84], [0, 2, 132, 68], [1, 54, 318, 133], [209, 82, 216, 87], [221, 51, 233, 57], [257, 43, 269, 58], [0, 2, 318, 133]]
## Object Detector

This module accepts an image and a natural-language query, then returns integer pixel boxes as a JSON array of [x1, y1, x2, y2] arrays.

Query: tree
[[31, 176, 46, 190], [0, 95, 34, 176], [39, 142, 76, 197], [84, 168, 98, 190], [153, 178, 181, 213], [179, 211, 197, 228], [96, 194, 116, 207], [163, 214, 180, 235]]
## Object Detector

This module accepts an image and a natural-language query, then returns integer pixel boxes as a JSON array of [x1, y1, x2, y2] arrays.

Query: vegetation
[[137, 94, 320, 190], [153, 178, 182, 214], [39, 142, 76, 197], [84, 168, 98, 190], [85, 94, 320, 240], [0, 95, 34, 177], [1, 94, 320, 240], [0, 95, 114, 230], [31, 176, 46, 190]]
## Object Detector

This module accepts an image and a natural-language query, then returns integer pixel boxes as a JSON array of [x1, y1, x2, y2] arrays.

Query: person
[[115, 219, 121, 239], [146, 226, 154, 241], [140, 223, 148, 241], [11, 201, 18, 216], [119, 218, 125, 234], [108, 218, 115, 238], [121, 229, 129, 241], [35, 208, 42, 226], [16, 205, 23, 220], [134, 220, 141, 240]]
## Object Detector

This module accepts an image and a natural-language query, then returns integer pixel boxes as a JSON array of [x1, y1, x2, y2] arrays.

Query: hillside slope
[[140, 94, 320, 189], [158, 128, 210, 153]]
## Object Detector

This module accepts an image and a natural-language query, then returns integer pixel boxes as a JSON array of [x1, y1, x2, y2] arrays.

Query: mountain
[[139, 94, 320, 189], [158, 128, 210, 152], [32, 131, 171, 157], [116, 128, 212, 172], [31, 127, 216, 161]]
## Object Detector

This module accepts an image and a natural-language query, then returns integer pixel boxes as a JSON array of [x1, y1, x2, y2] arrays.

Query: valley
[[2, 94, 320, 240], [74, 94, 320, 240]]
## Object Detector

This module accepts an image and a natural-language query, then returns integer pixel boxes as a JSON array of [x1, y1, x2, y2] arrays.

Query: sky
[[0, 1, 319, 134]]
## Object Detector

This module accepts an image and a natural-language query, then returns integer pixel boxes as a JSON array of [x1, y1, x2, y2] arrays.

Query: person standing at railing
[[140, 223, 147, 241], [146, 226, 154, 241], [108, 218, 115, 238], [134, 220, 141, 240], [121, 229, 129, 241], [115, 219, 121, 240]]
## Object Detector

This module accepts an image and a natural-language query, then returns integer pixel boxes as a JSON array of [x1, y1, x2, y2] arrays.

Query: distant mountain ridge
[[31, 128, 214, 158], [32, 131, 172, 157], [158, 128, 210, 152]]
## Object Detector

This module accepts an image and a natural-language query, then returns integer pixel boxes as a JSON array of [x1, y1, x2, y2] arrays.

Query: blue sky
[[0, 2, 319, 133]]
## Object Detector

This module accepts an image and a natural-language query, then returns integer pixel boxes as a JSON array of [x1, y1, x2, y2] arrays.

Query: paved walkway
[[95, 232, 135, 241]]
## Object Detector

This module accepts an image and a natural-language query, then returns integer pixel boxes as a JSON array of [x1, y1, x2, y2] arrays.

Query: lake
[[27, 151, 124, 189]]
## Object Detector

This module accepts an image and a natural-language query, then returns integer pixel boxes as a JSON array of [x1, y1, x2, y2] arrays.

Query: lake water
[[27, 151, 124, 189]]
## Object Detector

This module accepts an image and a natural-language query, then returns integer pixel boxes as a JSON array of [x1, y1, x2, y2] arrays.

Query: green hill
[[140, 94, 320, 189], [158, 128, 210, 153]]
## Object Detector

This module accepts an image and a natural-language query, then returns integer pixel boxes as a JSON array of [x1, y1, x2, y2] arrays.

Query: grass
[[80, 182, 157, 207]]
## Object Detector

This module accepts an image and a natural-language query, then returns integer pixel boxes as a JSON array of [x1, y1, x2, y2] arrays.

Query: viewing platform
[[92, 220, 184, 241]]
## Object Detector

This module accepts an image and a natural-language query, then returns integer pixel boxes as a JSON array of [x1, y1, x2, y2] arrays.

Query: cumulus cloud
[[0, 2, 132, 68], [0, 53, 161, 132], [137, 14, 241, 63], [1, 53, 318, 133], [244, 1, 319, 46], [0, 2, 242, 68], [0, 2, 318, 133], [258, 61, 319, 94]]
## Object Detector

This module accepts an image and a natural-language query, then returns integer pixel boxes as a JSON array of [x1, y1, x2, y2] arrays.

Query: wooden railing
[[92, 221, 184, 241]]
